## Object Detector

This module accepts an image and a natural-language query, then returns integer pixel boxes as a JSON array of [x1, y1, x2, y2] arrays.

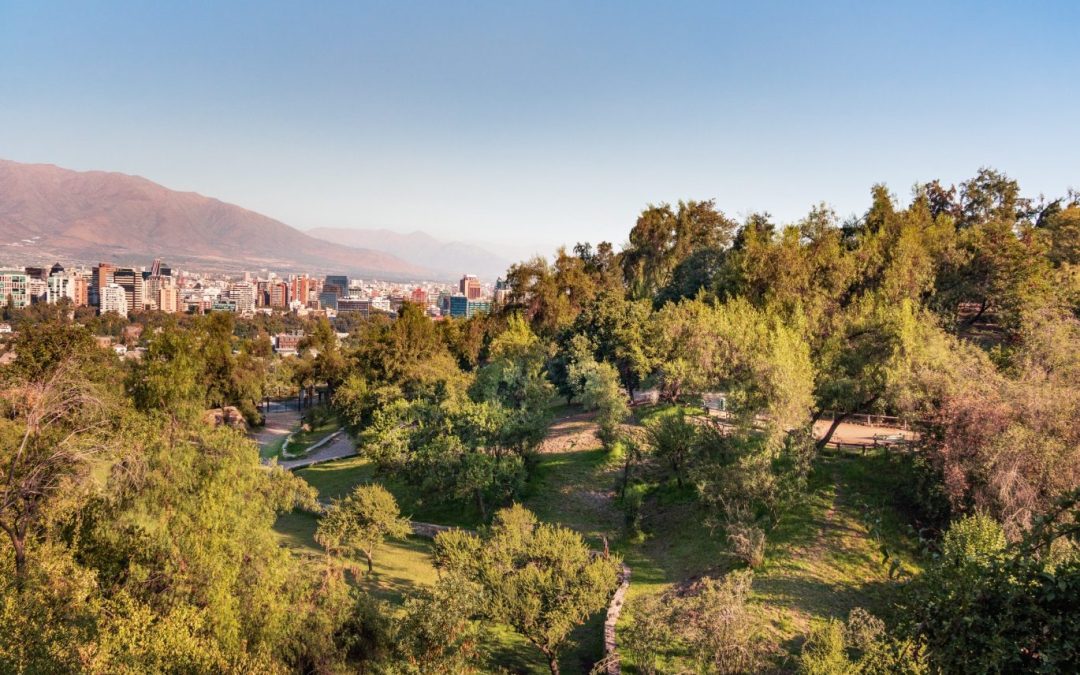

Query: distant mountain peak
[[306, 226, 512, 281], [0, 159, 433, 280]]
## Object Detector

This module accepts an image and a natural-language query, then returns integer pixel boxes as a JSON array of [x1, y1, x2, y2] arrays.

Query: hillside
[[0, 159, 432, 280], [306, 226, 512, 281]]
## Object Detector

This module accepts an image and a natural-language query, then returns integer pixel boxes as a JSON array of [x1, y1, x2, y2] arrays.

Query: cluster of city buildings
[[0, 259, 508, 321]]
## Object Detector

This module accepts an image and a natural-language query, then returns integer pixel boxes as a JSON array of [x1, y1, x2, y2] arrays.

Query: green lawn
[[283, 416, 341, 457], [293, 454, 485, 528], [275, 403, 923, 673], [259, 435, 286, 461], [274, 510, 437, 604], [748, 450, 920, 668]]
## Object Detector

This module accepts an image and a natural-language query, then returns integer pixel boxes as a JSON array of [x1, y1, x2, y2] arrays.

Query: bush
[[726, 519, 766, 569], [800, 608, 927, 675], [902, 501, 1080, 672], [623, 571, 759, 674]]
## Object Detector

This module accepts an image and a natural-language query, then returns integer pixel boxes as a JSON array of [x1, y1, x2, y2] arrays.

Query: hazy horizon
[[2, 1, 1078, 253]]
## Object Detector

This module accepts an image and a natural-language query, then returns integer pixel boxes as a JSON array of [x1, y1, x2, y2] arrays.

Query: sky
[[1, 1, 1078, 257]]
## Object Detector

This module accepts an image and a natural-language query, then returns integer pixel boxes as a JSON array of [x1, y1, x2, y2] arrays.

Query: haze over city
[[2, 1, 1078, 256]]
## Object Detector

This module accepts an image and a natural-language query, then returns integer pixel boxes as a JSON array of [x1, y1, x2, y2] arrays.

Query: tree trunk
[[546, 653, 560, 675], [10, 533, 25, 583], [475, 489, 488, 520], [816, 412, 850, 450], [365, 551, 373, 574], [963, 299, 989, 326]]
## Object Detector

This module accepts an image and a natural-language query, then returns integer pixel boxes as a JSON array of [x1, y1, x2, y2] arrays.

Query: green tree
[[129, 323, 206, 421], [644, 409, 697, 488], [316, 484, 412, 574], [621, 200, 737, 300], [433, 505, 620, 675], [570, 289, 654, 400], [568, 348, 629, 448]]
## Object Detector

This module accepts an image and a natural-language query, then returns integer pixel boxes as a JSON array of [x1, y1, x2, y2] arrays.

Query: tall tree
[[433, 505, 620, 675]]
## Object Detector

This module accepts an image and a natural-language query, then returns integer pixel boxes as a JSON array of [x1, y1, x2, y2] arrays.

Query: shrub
[[800, 608, 927, 675], [726, 519, 766, 568]]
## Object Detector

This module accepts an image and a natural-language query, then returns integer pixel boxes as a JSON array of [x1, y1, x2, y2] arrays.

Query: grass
[[294, 454, 485, 528], [259, 434, 286, 461], [274, 402, 924, 673], [274, 510, 437, 604], [283, 415, 341, 457], [749, 449, 921, 667]]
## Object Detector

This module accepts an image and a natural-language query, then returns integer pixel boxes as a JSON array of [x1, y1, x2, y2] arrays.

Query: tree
[[201, 310, 238, 413], [903, 504, 1080, 672], [353, 302, 467, 401], [316, 484, 412, 574], [652, 296, 814, 435], [129, 323, 206, 421], [568, 348, 629, 448], [621, 200, 737, 300], [570, 289, 654, 401], [0, 357, 117, 580], [644, 409, 696, 488], [799, 608, 927, 674], [433, 505, 620, 674], [390, 578, 481, 673]]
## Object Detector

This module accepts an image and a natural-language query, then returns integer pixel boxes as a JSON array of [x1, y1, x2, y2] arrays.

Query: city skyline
[[3, 1, 1078, 254]]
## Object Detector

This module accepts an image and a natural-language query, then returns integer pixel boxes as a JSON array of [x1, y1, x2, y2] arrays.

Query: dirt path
[[811, 420, 918, 446], [537, 410, 601, 454], [250, 404, 301, 452]]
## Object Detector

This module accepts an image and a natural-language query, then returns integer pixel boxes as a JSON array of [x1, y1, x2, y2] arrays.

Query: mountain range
[[0, 159, 507, 280], [306, 227, 511, 280]]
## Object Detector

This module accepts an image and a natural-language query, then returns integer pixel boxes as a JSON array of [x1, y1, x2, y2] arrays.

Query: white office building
[[100, 283, 129, 315]]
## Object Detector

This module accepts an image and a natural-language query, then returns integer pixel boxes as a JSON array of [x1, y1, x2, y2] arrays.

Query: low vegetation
[[3, 169, 1079, 672]]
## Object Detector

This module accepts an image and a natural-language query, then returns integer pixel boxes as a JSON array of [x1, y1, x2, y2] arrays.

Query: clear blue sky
[[1, 1, 1077, 256]]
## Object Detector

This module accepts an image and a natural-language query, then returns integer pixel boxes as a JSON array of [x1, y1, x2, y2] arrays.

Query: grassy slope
[[750, 451, 920, 668], [275, 403, 920, 673]]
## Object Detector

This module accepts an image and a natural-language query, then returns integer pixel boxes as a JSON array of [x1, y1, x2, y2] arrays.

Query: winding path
[[279, 431, 358, 469]]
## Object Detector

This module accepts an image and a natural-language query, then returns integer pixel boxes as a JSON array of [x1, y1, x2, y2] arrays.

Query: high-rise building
[[255, 279, 270, 307], [318, 290, 339, 310], [73, 275, 89, 307], [157, 286, 179, 313], [466, 300, 491, 317], [337, 297, 371, 316], [290, 275, 313, 306], [228, 281, 257, 314], [47, 272, 80, 304], [459, 274, 482, 300], [113, 268, 144, 313], [99, 283, 128, 315], [144, 259, 173, 312], [448, 294, 469, 318], [494, 277, 510, 304], [27, 278, 47, 304], [0, 270, 30, 309], [91, 262, 116, 307], [324, 275, 349, 297], [269, 281, 289, 308], [410, 287, 428, 305]]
